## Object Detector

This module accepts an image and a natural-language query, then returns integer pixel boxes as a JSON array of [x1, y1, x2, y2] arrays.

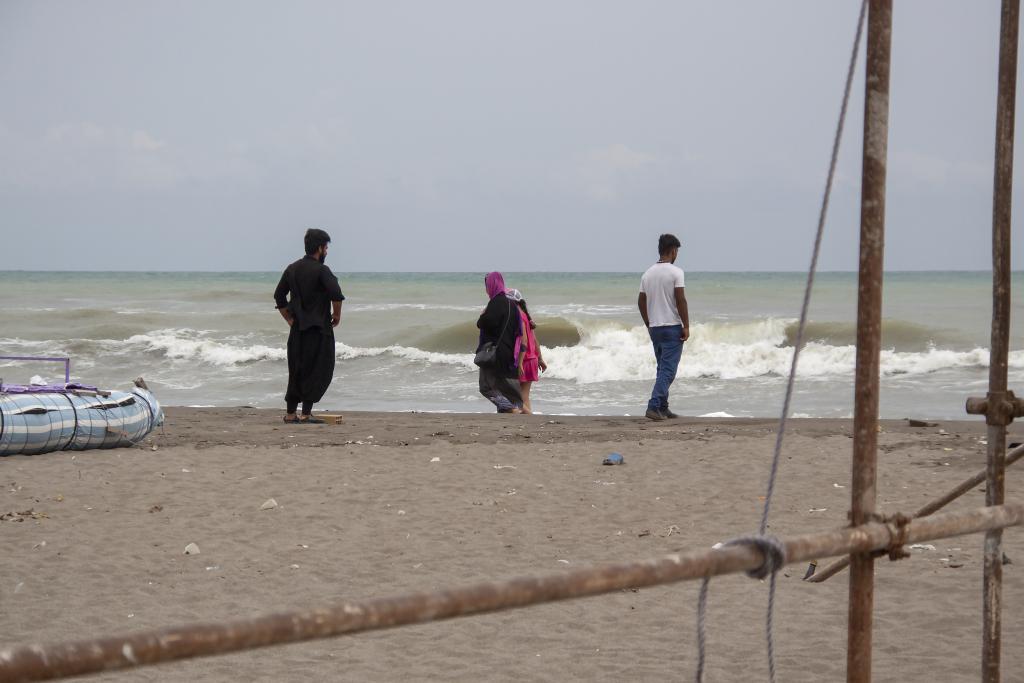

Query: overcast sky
[[2, 1, 1023, 272]]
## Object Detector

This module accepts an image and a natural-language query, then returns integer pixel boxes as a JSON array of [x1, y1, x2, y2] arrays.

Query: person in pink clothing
[[507, 289, 547, 414]]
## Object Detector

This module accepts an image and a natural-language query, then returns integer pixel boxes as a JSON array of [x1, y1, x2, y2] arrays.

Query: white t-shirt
[[639, 262, 686, 327]]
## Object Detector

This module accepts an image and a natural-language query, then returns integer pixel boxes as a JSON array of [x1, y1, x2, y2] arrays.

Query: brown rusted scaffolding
[[0, 505, 1021, 683], [963, 1, 1024, 681], [847, 1, 891, 681], [807, 443, 1024, 584]]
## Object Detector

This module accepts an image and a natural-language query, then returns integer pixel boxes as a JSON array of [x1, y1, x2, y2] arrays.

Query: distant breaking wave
[[2, 316, 1021, 384], [335, 343, 476, 368], [784, 319, 968, 351], [346, 303, 482, 313], [541, 323, 1005, 383], [541, 318, 1018, 383], [414, 317, 582, 353], [125, 331, 287, 365]]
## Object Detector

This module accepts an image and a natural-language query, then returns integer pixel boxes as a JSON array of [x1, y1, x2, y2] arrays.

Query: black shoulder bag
[[474, 299, 512, 368]]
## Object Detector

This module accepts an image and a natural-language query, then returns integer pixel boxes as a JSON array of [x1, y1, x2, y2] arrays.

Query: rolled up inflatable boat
[[0, 378, 164, 456]]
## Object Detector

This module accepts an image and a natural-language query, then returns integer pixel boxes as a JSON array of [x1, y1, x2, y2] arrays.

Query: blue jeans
[[648, 325, 684, 413]]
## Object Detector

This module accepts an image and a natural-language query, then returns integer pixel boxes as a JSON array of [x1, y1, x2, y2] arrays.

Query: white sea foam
[[336, 342, 475, 369], [0, 338, 66, 351], [50, 329, 475, 369], [125, 331, 286, 365], [541, 320, 1023, 384], [7, 316, 1023, 386], [534, 303, 635, 317]]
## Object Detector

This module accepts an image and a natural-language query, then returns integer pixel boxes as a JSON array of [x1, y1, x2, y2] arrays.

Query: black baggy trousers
[[285, 325, 336, 407]]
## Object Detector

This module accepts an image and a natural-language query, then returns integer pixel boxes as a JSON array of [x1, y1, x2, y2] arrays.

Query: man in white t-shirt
[[638, 233, 689, 421]]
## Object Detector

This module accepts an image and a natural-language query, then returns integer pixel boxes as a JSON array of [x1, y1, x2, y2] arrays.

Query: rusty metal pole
[[847, 1, 892, 681], [983, 1, 1020, 680]]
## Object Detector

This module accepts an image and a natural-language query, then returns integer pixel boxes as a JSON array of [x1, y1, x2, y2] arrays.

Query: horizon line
[[0, 268, 1019, 275]]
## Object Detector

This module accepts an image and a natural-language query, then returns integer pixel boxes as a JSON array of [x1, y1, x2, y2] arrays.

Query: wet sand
[[2, 408, 1022, 681]]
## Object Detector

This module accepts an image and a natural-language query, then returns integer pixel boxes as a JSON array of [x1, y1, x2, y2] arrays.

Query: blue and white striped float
[[0, 386, 164, 456]]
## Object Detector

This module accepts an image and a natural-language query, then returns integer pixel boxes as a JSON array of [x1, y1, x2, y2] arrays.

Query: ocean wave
[[4, 317, 1022, 383], [0, 337, 65, 351], [336, 342, 475, 368], [37, 307, 167, 324], [5, 307, 171, 337], [533, 303, 636, 317], [786, 319, 967, 351], [112, 331, 478, 369], [413, 317, 582, 353], [178, 289, 261, 302], [347, 303, 482, 313], [348, 301, 636, 317], [125, 331, 286, 365], [541, 321, 1023, 383]]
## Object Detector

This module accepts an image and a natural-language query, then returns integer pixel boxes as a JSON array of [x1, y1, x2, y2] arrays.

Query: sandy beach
[[2, 409, 1023, 682]]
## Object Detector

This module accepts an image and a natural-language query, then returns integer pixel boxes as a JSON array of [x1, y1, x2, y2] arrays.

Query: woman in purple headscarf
[[475, 272, 523, 413]]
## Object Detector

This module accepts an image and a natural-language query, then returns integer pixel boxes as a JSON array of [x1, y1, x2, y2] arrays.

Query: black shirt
[[476, 295, 521, 377], [274, 256, 345, 331]]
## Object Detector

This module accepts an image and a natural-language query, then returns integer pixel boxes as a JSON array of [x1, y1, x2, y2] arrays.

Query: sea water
[[1, 271, 1021, 419]]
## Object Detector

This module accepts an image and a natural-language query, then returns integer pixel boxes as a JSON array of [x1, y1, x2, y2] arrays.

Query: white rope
[[695, 2, 868, 680]]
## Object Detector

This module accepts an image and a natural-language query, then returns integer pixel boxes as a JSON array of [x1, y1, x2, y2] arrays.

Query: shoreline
[[153, 405, 1015, 454], [154, 407, 1012, 450]]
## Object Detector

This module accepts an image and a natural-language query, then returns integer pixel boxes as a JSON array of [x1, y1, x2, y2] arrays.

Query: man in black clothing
[[274, 229, 345, 423]]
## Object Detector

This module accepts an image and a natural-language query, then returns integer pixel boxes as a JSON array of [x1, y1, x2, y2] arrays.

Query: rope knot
[[867, 512, 912, 562], [724, 535, 787, 580]]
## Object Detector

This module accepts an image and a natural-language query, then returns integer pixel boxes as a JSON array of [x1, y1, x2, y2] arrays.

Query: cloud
[[44, 121, 108, 147], [890, 150, 989, 188], [0, 121, 181, 191], [562, 143, 657, 201], [40, 122, 167, 154], [589, 143, 655, 170], [131, 130, 166, 152]]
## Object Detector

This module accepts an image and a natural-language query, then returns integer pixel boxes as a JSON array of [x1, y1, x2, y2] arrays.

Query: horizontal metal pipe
[[1, 503, 1021, 683], [806, 442, 1024, 583]]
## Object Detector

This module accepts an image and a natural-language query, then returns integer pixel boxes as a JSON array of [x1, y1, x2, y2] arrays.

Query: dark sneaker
[[661, 409, 679, 419], [645, 409, 665, 421]]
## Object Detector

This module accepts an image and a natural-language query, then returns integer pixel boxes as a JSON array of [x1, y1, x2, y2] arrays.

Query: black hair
[[658, 233, 681, 256], [304, 228, 332, 256], [516, 298, 532, 321], [517, 299, 537, 329]]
